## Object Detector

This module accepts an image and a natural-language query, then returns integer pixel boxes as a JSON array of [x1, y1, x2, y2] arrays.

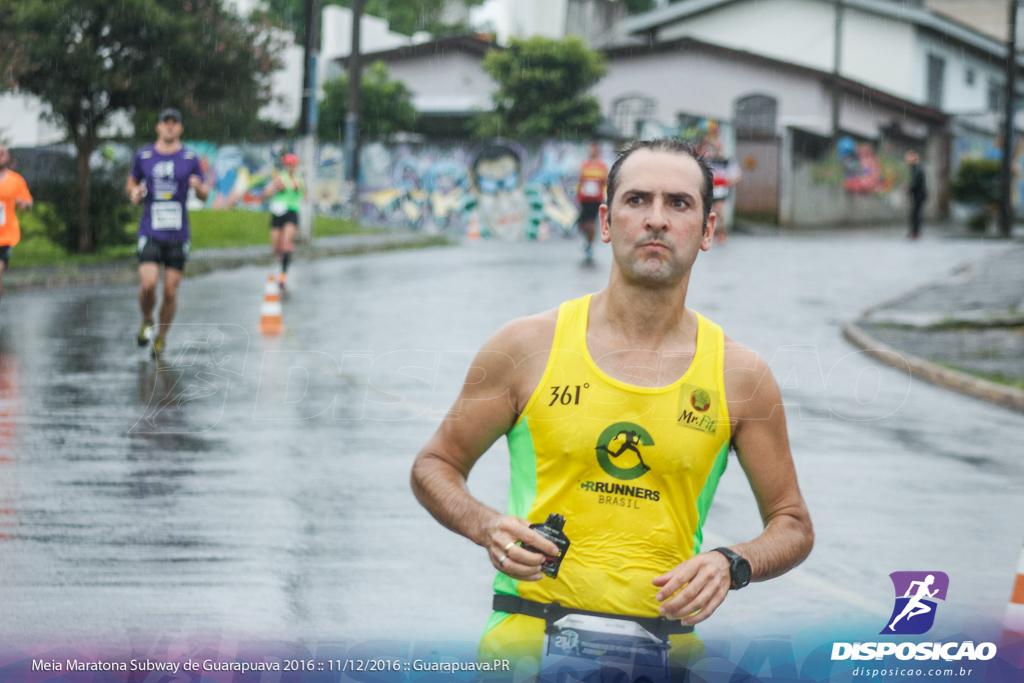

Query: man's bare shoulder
[[482, 307, 559, 362], [721, 334, 779, 419]]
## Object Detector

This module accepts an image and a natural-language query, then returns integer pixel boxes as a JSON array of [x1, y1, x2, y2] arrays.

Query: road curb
[[6, 232, 451, 293], [841, 320, 1024, 414]]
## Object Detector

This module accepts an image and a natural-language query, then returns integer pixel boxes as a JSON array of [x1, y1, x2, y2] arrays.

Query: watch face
[[734, 558, 752, 587]]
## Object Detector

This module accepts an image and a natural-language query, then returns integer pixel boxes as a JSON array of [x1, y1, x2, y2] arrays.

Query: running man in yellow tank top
[[411, 138, 813, 671]]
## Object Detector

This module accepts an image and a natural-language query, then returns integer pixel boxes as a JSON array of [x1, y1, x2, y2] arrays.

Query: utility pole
[[345, 0, 364, 186], [1000, 0, 1019, 237], [298, 0, 320, 241], [831, 0, 844, 141]]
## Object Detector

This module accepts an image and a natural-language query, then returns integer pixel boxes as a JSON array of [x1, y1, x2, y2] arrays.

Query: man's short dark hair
[[606, 138, 715, 227]]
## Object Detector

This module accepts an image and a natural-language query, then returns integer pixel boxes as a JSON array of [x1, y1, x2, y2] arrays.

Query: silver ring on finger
[[498, 554, 507, 568]]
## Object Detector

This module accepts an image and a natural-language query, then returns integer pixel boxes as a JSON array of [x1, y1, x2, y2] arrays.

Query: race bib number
[[0, 203, 5, 226], [581, 180, 601, 199], [269, 200, 288, 217], [152, 202, 182, 230]]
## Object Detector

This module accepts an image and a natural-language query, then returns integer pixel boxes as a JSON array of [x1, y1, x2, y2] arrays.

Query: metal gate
[[734, 138, 780, 221]]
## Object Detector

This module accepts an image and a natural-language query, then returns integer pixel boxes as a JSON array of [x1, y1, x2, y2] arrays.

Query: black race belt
[[492, 594, 694, 640]]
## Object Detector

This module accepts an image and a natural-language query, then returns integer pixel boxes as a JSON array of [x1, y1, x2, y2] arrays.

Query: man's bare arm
[[189, 174, 209, 201], [653, 346, 813, 623], [126, 176, 145, 204], [411, 315, 560, 580]]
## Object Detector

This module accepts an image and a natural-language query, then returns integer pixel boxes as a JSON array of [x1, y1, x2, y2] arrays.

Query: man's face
[[0, 145, 9, 170], [600, 149, 714, 285], [589, 142, 600, 159], [156, 117, 184, 143], [905, 151, 919, 165]]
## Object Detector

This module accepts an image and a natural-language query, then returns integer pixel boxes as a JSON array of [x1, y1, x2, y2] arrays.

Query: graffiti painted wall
[[184, 142, 352, 218], [19, 139, 620, 238], [358, 140, 614, 239], [950, 127, 1024, 212], [808, 136, 906, 195]]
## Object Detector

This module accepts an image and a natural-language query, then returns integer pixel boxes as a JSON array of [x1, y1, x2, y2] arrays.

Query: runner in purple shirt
[[126, 108, 209, 359]]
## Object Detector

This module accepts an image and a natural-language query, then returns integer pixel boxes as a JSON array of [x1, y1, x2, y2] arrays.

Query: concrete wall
[[788, 161, 907, 227], [842, 10, 916, 100]]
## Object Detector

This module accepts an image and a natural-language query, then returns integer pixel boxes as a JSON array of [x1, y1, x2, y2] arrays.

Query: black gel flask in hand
[[522, 513, 570, 579]]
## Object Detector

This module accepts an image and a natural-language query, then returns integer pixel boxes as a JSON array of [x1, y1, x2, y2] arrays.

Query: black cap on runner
[[159, 108, 182, 123]]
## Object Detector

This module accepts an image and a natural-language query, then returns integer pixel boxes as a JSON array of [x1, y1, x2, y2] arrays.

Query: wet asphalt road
[[0, 233, 1020, 650]]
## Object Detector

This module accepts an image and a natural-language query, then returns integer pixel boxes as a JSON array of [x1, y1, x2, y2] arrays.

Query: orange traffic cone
[[1007, 542, 1024, 634], [260, 275, 284, 335], [467, 214, 481, 241]]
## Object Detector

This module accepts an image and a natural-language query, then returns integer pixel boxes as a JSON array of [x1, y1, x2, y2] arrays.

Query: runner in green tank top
[[264, 152, 305, 289], [411, 139, 814, 674]]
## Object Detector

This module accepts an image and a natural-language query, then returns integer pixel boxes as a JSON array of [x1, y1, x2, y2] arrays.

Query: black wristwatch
[[712, 547, 751, 589]]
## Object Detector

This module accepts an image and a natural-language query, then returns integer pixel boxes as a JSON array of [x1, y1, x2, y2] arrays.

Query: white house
[[596, 36, 947, 226], [341, 36, 498, 121], [622, 0, 1024, 115]]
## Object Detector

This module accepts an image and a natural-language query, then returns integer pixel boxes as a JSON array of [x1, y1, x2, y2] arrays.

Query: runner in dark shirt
[[126, 108, 209, 358]]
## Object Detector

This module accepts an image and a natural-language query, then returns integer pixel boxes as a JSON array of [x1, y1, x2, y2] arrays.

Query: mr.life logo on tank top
[[578, 421, 661, 510], [678, 383, 720, 435]]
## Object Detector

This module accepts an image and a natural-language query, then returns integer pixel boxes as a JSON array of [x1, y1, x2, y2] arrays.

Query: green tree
[[622, 0, 654, 12], [0, 0, 283, 252], [266, 0, 485, 40], [474, 36, 606, 140], [318, 61, 416, 141]]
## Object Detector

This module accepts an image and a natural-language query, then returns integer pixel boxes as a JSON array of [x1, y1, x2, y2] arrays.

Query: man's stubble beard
[[608, 209, 694, 287]]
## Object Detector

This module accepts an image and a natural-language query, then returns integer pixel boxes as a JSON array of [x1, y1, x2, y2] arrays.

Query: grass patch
[[12, 209, 383, 267], [14, 236, 137, 268], [189, 209, 380, 249], [933, 361, 1024, 391]]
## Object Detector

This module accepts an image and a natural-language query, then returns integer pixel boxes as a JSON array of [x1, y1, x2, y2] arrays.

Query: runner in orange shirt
[[576, 142, 608, 266], [0, 144, 34, 303]]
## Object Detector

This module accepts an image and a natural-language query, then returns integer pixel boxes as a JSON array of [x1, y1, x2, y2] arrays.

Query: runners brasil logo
[[881, 571, 949, 635], [595, 422, 654, 480]]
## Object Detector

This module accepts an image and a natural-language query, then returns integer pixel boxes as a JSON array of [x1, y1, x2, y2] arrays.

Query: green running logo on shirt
[[595, 422, 654, 480]]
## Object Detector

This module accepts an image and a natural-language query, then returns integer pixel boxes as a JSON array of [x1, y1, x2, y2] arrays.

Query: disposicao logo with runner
[[831, 570, 998, 663], [882, 571, 949, 635]]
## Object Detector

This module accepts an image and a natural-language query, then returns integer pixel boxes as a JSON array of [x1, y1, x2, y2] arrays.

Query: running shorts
[[138, 236, 189, 271], [271, 210, 299, 228], [578, 201, 601, 223]]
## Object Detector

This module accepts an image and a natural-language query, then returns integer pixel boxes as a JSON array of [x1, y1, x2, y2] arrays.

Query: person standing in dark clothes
[[906, 151, 927, 240]]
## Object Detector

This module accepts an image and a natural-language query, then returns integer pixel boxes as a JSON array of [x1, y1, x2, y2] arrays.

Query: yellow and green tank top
[[489, 294, 732, 626]]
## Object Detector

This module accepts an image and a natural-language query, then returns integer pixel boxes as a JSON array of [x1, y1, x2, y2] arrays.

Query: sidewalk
[[843, 241, 1024, 413], [5, 231, 451, 292]]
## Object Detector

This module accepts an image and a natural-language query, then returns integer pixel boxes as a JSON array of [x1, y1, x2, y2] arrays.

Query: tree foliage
[[474, 37, 607, 140], [622, 0, 654, 13], [318, 61, 416, 141], [265, 0, 485, 40], [0, 0, 284, 251]]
